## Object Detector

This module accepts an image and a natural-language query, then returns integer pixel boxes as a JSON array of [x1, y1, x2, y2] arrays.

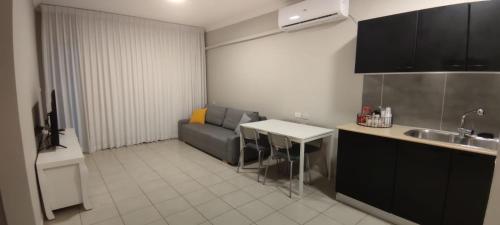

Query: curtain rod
[[36, 3, 205, 31]]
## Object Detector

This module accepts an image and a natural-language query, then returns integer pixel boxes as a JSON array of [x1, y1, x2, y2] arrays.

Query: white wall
[[12, 0, 44, 223], [0, 0, 44, 224]]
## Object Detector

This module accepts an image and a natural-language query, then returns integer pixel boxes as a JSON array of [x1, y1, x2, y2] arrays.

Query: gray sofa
[[178, 105, 265, 165]]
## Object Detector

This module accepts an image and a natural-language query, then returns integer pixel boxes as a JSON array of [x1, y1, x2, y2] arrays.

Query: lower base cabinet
[[336, 130, 496, 225], [393, 142, 451, 225], [442, 152, 495, 225]]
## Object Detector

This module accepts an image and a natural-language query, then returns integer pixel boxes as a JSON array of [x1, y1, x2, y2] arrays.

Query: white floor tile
[[279, 202, 319, 224], [139, 179, 169, 193], [80, 204, 119, 225], [256, 212, 299, 225], [236, 200, 274, 222], [207, 182, 239, 196], [304, 214, 342, 225], [241, 183, 277, 198], [323, 203, 366, 225], [184, 188, 218, 206], [145, 187, 179, 204], [115, 195, 152, 215], [259, 191, 296, 210], [210, 209, 252, 225], [299, 192, 338, 212], [358, 216, 392, 225], [227, 176, 256, 188], [196, 198, 233, 219], [172, 180, 204, 195], [165, 208, 207, 225], [145, 220, 168, 225], [154, 196, 192, 217], [93, 217, 124, 225], [110, 186, 143, 202], [221, 190, 255, 207], [121, 206, 162, 225], [195, 174, 224, 186]]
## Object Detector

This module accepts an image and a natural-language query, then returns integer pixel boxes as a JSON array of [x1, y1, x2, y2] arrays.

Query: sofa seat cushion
[[206, 105, 227, 126], [183, 123, 237, 143]]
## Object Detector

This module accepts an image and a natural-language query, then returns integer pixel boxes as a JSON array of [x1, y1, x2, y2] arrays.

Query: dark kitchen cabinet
[[392, 142, 451, 225], [468, 0, 500, 71], [355, 12, 418, 73], [336, 130, 398, 211], [414, 4, 469, 71], [442, 151, 495, 225]]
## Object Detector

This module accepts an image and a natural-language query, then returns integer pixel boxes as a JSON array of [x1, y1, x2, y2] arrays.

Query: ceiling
[[35, 0, 301, 31]]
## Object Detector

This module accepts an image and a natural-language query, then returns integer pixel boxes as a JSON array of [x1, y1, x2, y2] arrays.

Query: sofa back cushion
[[206, 105, 227, 126], [222, 108, 259, 130]]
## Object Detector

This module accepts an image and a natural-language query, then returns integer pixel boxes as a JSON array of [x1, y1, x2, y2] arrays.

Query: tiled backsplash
[[362, 73, 500, 136]]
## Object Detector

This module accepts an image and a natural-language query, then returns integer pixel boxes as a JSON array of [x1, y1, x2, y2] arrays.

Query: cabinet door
[[468, 1, 500, 71], [393, 142, 451, 225], [336, 131, 397, 212], [415, 4, 469, 71], [442, 152, 495, 225], [355, 12, 418, 73]]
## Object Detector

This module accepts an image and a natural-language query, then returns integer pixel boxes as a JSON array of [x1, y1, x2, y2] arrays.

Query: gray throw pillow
[[235, 113, 253, 134], [205, 105, 227, 126]]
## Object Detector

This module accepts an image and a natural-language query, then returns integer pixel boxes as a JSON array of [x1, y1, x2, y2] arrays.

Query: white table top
[[241, 119, 334, 141], [37, 128, 84, 168]]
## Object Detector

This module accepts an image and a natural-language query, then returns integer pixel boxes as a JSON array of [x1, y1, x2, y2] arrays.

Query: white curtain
[[41, 5, 206, 153]]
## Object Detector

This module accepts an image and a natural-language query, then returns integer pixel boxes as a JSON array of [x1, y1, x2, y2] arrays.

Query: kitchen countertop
[[337, 123, 498, 156]]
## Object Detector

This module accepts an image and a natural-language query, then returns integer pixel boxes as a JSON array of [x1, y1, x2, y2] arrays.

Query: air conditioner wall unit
[[278, 0, 349, 31]]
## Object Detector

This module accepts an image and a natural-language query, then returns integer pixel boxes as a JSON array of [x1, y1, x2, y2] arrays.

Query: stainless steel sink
[[404, 129, 499, 150]]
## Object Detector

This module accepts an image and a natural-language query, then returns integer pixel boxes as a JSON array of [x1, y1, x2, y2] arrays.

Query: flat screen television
[[48, 90, 65, 149]]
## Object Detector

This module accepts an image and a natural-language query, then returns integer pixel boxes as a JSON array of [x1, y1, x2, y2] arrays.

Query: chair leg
[[289, 161, 294, 198], [237, 149, 243, 173], [263, 157, 270, 185], [306, 154, 312, 184], [257, 151, 262, 182]]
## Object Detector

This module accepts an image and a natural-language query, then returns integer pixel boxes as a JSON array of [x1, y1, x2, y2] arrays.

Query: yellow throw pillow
[[189, 108, 207, 124]]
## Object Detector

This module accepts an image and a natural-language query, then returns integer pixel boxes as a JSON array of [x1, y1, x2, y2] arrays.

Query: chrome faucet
[[458, 108, 484, 138]]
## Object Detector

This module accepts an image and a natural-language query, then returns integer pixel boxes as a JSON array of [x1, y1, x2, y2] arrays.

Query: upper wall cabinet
[[355, 2, 500, 74], [468, 0, 500, 71], [414, 4, 469, 71], [355, 12, 418, 74]]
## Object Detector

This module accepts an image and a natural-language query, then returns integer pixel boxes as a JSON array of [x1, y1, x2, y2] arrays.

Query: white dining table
[[239, 119, 335, 197]]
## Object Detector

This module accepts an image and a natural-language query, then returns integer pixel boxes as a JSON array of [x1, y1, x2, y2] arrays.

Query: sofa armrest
[[226, 134, 241, 165], [178, 119, 189, 141]]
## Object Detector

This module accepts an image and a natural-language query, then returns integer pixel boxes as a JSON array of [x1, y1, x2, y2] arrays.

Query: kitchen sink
[[404, 129, 499, 150]]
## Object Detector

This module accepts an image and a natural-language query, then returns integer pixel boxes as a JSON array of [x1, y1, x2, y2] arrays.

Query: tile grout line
[[439, 73, 448, 130], [87, 153, 127, 225]]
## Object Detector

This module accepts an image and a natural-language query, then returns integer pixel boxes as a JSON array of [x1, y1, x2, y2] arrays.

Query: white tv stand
[[36, 128, 92, 220]]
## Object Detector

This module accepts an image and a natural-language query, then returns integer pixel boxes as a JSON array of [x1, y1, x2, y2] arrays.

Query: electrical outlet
[[294, 112, 302, 118], [302, 113, 310, 120]]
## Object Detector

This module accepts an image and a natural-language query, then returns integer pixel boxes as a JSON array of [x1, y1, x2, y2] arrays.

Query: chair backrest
[[240, 126, 259, 141], [268, 132, 293, 161], [267, 133, 292, 150]]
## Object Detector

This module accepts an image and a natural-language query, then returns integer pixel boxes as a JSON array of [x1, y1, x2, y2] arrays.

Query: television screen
[[49, 90, 60, 147]]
